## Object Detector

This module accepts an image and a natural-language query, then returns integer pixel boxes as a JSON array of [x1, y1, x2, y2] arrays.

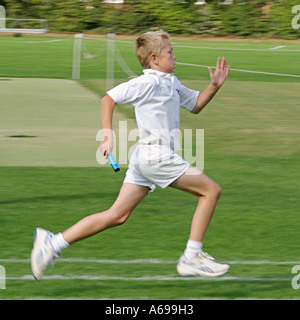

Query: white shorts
[[124, 145, 191, 192]]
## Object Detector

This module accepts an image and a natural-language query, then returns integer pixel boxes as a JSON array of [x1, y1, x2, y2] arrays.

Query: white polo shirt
[[107, 69, 199, 151]]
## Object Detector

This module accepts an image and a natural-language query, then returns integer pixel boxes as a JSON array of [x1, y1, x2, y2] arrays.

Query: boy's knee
[[109, 210, 132, 227], [115, 213, 130, 226], [213, 183, 222, 198], [209, 182, 222, 199]]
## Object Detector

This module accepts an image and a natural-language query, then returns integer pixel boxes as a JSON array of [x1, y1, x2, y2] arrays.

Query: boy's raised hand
[[208, 57, 230, 89]]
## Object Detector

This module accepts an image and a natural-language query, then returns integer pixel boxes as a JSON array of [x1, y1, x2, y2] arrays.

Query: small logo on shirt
[[176, 88, 180, 94]]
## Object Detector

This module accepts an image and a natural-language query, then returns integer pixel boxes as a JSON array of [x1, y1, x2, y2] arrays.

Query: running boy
[[31, 30, 230, 280]]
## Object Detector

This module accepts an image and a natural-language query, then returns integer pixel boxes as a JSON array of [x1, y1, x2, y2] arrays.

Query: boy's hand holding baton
[[99, 131, 120, 172]]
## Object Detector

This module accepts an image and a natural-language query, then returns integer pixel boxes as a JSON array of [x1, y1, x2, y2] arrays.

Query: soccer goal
[[0, 5, 48, 34], [72, 33, 137, 92]]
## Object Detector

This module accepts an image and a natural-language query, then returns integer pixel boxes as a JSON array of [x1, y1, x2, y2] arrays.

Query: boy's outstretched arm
[[100, 94, 116, 158], [192, 57, 230, 114]]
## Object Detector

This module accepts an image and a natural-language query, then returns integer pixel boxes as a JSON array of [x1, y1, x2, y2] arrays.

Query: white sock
[[50, 233, 69, 254], [184, 240, 203, 260]]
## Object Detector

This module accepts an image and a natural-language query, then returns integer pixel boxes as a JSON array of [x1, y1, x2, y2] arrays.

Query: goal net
[[72, 33, 138, 96]]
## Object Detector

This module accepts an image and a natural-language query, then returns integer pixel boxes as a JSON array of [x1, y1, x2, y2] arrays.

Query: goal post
[[71, 33, 116, 89], [0, 5, 48, 34], [72, 33, 84, 80], [0, 5, 5, 29], [72, 33, 137, 91]]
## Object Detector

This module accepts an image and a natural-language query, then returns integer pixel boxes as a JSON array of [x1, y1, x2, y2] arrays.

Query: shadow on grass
[[0, 192, 113, 205]]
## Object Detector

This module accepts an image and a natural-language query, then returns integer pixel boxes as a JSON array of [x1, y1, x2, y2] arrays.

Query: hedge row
[[1, 0, 300, 39]]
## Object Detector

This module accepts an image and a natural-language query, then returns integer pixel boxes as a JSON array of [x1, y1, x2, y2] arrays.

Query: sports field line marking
[[269, 45, 286, 50], [0, 39, 64, 44], [0, 258, 299, 265], [80, 37, 300, 52], [172, 44, 300, 52], [23, 39, 64, 44], [176, 61, 300, 78], [3, 274, 291, 282]]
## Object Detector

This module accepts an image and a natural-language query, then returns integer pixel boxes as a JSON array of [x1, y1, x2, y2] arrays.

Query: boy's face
[[153, 38, 176, 74]]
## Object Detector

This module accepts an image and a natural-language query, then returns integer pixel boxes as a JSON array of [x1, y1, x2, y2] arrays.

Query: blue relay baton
[[108, 153, 120, 172]]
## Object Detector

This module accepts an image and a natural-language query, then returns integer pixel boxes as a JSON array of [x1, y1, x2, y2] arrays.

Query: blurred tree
[[271, 0, 300, 39], [1, 0, 298, 39]]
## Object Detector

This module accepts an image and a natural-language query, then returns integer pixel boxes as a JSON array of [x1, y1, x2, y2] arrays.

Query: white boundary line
[[0, 258, 299, 265], [269, 45, 286, 50], [175, 61, 300, 78], [173, 44, 300, 52], [1, 258, 295, 282], [0, 39, 64, 44], [1, 37, 299, 52], [74, 38, 300, 52], [3, 275, 292, 282]]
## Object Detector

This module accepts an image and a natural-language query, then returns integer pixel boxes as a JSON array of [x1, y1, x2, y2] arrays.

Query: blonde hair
[[135, 30, 170, 69]]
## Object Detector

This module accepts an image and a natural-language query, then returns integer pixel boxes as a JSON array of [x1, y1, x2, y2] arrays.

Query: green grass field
[[0, 34, 300, 300]]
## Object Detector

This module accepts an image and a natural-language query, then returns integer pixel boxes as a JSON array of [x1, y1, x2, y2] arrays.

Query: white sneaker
[[177, 251, 230, 278], [31, 228, 59, 280]]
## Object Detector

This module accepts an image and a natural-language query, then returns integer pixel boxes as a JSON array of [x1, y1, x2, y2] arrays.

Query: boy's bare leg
[[62, 183, 150, 244], [171, 166, 229, 277], [31, 183, 149, 280], [170, 166, 221, 242]]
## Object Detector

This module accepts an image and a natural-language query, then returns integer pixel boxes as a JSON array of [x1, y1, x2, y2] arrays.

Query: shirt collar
[[143, 69, 173, 79]]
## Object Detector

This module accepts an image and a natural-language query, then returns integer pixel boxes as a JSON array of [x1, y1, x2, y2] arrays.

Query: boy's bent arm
[[192, 83, 219, 114], [192, 57, 230, 114], [100, 94, 116, 157]]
